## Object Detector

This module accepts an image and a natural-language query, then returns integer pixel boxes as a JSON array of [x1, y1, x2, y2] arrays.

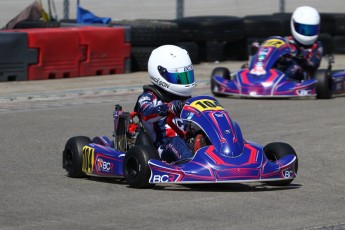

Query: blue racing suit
[[134, 85, 193, 163], [281, 36, 323, 81]]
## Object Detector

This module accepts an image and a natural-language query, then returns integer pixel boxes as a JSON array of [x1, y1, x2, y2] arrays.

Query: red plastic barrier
[[15, 28, 81, 80], [76, 27, 131, 76]]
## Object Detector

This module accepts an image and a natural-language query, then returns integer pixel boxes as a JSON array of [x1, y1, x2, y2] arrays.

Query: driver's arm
[[292, 41, 323, 73], [135, 92, 169, 122]]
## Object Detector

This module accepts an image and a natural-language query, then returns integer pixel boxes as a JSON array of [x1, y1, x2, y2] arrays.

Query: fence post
[[63, 0, 69, 19], [279, 0, 285, 13], [176, 0, 184, 19]]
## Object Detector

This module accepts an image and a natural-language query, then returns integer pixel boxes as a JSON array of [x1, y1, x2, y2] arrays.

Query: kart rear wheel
[[263, 142, 298, 186], [63, 136, 91, 178], [123, 145, 158, 188], [315, 69, 332, 99]]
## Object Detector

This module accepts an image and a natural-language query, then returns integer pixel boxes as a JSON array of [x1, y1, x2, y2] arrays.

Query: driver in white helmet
[[134, 45, 195, 163], [249, 6, 323, 81], [283, 6, 323, 81]]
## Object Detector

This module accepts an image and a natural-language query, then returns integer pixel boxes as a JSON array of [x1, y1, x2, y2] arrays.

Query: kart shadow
[[86, 177, 128, 185], [218, 95, 315, 101], [154, 183, 302, 192], [83, 177, 302, 192]]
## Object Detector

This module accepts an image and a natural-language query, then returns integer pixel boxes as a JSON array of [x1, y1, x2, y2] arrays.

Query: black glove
[[168, 100, 184, 116], [295, 48, 309, 65]]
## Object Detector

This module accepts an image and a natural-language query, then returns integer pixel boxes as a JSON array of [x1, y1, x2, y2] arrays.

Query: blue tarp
[[77, 0, 111, 24]]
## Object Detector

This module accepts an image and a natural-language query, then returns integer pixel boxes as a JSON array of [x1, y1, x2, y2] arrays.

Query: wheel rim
[[65, 149, 73, 171], [126, 157, 140, 180]]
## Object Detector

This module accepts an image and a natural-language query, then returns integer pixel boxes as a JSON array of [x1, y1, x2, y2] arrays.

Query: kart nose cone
[[220, 143, 240, 157]]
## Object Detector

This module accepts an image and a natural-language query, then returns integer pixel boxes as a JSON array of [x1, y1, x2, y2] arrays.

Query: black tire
[[174, 16, 245, 43], [334, 14, 345, 35], [333, 35, 345, 54], [211, 67, 231, 80], [320, 13, 336, 35], [263, 142, 298, 186], [224, 39, 248, 61], [199, 41, 225, 62], [62, 136, 91, 178], [178, 41, 200, 64], [318, 33, 333, 55], [315, 69, 332, 99], [131, 47, 154, 71], [111, 20, 179, 47], [271, 13, 292, 36], [123, 145, 158, 188], [14, 20, 60, 29], [210, 67, 231, 97], [243, 15, 285, 37], [210, 79, 225, 98]]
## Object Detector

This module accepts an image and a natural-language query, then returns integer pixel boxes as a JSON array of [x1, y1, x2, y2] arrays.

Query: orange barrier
[[2, 27, 131, 81], [77, 27, 131, 76], [15, 28, 81, 80]]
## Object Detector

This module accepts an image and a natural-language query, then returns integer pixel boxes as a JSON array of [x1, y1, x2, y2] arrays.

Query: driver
[[134, 45, 195, 163], [283, 6, 323, 81], [250, 6, 323, 81]]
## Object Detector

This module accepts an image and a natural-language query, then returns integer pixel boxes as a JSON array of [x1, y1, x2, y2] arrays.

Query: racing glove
[[168, 100, 184, 117], [295, 48, 310, 66]]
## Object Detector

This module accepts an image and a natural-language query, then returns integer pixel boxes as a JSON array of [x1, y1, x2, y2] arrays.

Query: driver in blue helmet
[[134, 45, 195, 163]]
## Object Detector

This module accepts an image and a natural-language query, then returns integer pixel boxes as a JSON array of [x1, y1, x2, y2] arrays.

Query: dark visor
[[293, 20, 319, 36]]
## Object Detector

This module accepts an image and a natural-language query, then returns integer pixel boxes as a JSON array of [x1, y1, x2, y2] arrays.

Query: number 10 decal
[[191, 99, 224, 112]]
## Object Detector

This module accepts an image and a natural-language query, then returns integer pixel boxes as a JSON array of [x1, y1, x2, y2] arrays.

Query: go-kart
[[210, 36, 345, 99], [62, 95, 298, 188]]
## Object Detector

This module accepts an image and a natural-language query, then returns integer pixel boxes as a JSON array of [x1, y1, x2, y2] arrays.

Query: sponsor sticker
[[150, 76, 170, 88], [190, 99, 224, 112], [96, 157, 113, 173]]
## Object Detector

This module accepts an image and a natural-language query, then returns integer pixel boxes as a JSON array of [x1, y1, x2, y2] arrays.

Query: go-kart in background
[[1, 0, 345, 82], [1, 2, 345, 229]]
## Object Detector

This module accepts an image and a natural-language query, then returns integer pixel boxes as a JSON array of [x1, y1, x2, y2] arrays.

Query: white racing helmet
[[291, 6, 320, 46], [148, 45, 195, 97]]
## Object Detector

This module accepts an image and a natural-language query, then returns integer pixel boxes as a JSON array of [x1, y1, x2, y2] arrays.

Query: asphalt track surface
[[0, 56, 345, 230]]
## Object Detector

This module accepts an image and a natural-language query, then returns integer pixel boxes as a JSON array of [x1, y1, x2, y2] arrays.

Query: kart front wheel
[[315, 69, 332, 99], [210, 67, 231, 97], [263, 142, 298, 186], [62, 136, 91, 178], [123, 145, 158, 188], [211, 67, 231, 80]]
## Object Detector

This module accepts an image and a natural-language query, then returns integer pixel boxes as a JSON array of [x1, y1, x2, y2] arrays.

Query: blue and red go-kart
[[62, 95, 298, 188], [210, 36, 345, 99]]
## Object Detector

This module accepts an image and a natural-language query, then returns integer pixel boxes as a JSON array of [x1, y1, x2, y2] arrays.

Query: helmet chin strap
[[143, 85, 190, 103]]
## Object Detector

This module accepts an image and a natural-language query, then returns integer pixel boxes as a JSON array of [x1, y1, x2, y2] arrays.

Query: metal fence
[[1, 0, 344, 28]]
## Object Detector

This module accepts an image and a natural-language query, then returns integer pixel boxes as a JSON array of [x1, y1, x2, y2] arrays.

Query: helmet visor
[[293, 20, 319, 36], [158, 65, 195, 85]]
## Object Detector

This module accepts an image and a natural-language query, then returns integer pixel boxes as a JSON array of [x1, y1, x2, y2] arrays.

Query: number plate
[[190, 99, 225, 112]]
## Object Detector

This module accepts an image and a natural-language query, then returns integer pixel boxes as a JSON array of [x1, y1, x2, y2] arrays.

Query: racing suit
[[280, 36, 323, 81], [134, 85, 193, 163]]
